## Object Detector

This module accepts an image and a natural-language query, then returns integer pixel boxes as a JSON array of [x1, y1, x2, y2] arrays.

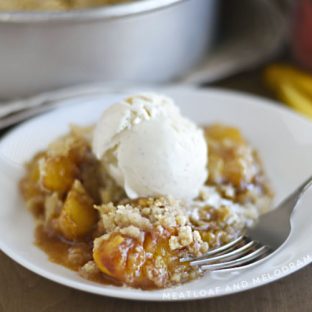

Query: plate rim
[[1, 86, 312, 301]]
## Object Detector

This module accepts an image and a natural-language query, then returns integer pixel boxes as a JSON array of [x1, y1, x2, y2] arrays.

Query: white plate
[[1, 87, 312, 301]]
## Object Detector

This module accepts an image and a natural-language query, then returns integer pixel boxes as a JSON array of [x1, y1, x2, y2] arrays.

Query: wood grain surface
[[1, 251, 312, 312], [1, 65, 311, 312]]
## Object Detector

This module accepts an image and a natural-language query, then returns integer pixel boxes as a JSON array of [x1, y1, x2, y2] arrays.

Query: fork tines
[[180, 235, 271, 271]]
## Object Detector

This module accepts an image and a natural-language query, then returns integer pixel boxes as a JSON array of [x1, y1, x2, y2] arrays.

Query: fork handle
[[299, 176, 312, 195], [290, 176, 312, 215], [279, 176, 312, 217]]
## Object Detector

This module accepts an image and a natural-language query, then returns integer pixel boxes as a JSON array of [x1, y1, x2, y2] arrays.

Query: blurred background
[[206, 0, 312, 120], [1, 2, 312, 310], [0, 0, 311, 121]]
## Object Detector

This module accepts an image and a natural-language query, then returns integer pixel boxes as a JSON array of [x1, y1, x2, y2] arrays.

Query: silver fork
[[181, 176, 312, 271], [0, 84, 132, 131]]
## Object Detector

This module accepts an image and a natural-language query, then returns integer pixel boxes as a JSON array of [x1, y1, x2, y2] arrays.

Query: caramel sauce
[[35, 225, 121, 287], [35, 224, 87, 271], [22, 124, 273, 290], [0, 0, 130, 12]]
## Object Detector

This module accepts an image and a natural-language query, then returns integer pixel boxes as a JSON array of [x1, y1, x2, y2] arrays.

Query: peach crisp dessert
[[19, 94, 273, 289]]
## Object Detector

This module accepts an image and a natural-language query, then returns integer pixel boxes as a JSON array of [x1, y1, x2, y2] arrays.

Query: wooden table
[[1, 67, 311, 312]]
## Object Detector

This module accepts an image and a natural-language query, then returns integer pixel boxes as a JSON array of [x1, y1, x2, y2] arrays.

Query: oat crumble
[[19, 123, 273, 289]]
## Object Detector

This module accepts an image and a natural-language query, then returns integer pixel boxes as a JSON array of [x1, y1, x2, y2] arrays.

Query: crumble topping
[[94, 192, 254, 260], [119, 225, 142, 240], [169, 226, 207, 254], [20, 123, 273, 290], [95, 197, 210, 256]]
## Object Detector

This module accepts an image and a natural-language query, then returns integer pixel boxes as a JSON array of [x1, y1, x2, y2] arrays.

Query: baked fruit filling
[[19, 124, 272, 289]]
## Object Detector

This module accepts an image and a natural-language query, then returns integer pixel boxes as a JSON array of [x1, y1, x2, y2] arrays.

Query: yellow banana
[[277, 81, 312, 119], [264, 64, 312, 95], [264, 64, 312, 119]]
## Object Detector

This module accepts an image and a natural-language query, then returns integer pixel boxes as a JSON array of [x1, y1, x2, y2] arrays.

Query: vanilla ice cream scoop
[[92, 93, 208, 201]]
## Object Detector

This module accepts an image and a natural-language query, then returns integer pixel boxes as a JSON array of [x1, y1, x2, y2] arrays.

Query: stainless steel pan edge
[[0, 0, 185, 22], [0, 0, 219, 99]]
